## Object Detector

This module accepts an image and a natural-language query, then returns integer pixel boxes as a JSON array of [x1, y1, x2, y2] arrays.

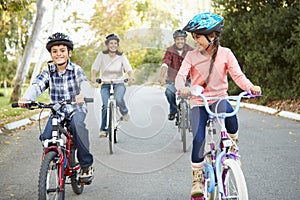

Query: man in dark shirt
[[159, 29, 194, 120]]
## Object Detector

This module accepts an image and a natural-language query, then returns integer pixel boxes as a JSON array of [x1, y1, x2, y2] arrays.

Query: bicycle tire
[[177, 104, 181, 135], [180, 101, 187, 152], [38, 151, 65, 200], [221, 159, 248, 199], [70, 147, 84, 194], [108, 101, 115, 154]]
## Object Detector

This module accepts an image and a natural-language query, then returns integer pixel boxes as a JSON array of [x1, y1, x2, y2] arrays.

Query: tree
[[0, 1, 33, 92], [10, 0, 46, 102], [212, 0, 300, 101]]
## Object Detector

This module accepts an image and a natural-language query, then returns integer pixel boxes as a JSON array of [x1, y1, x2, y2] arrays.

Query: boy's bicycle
[[191, 85, 261, 200], [12, 98, 93, 200], [176, 95, 191, 153], [97, 78, 128, 154]]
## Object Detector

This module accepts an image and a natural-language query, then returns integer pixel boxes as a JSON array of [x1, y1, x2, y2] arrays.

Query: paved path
[[0, 85, 300, 199]]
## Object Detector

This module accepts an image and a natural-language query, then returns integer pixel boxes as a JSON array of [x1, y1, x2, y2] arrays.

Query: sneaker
[[79, 166, 94, 184], [168, 112, 176, 120], [229, 138, 239, 153], [122, 113, 130, 121], [229, 139, 242, 167], [99, 131, 108, 138]]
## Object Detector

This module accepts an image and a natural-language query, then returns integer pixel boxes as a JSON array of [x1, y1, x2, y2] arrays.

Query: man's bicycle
[[97, 78, 128, 154], [191, 85, 261, 200], [12, 98, 93, 200], [176, 95, 191, 153], [165, 79, 192, 152]]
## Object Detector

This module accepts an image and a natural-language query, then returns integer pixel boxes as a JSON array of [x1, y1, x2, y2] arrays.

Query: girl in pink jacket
[[175, 12, 261, 198]]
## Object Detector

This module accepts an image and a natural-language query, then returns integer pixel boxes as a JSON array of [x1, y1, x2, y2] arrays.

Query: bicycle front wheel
[[70, 147, 84, 194], [38, 151, 65, 200], [108, 101, 115, 154], [221, 159, 248, 200], [180, 101, 187, 152]]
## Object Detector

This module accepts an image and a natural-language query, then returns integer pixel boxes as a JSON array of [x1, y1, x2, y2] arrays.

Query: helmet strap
[[205, 35, 219, 51], [204, 35, 212, 50]]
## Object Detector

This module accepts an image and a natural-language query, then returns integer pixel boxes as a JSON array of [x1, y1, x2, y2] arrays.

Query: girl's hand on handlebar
[[178, 87, 191, 98], [250, 85, 261, 95]]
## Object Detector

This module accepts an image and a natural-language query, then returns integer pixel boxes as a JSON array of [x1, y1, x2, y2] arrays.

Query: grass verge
[[0, 87, 49, 130]]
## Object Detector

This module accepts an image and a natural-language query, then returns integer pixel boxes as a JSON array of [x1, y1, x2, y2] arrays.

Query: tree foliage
[[0, 1, 34, 88], [212, 0, 300, 102]]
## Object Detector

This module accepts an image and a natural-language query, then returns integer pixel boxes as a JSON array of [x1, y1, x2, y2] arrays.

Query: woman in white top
[[91, 33, 134, 137]]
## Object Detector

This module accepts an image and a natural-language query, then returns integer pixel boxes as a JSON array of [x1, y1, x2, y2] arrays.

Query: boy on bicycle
[[18, 32, 94, 184], [175, 13, 261, 198]]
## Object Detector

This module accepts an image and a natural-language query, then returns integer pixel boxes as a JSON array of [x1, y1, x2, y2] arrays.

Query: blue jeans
[[190, 101, 238, 163], [165, 83, 177, 114], [40, 112, 94, 168], [100, 83, 128, 131]]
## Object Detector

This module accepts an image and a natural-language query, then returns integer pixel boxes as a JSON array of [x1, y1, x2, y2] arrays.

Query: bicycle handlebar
[[96, 78, 128, 84], [191, 85, 261, 118], [12, 98, 94, 110]]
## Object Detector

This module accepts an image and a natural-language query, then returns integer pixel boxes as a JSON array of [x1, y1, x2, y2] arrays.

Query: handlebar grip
[[84, 97, 94, 103], [11, 103, 19, 108], [96, 78, 101, 84]]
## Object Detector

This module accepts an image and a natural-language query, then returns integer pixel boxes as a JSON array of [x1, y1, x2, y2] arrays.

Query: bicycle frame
[[12, 98, 93, 198], [42, 108, 79, 192], [108, 82, 118, 132], [97, 78, 128, 154]]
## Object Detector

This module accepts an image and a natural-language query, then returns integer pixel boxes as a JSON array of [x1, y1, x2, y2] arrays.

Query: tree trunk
[[10, 0, 45, 102], [30, 0, 56, 85]]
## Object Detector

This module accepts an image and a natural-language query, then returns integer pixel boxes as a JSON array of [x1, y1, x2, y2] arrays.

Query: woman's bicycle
[[12, 98, 93, 200], [191, 85, 261, 200], [97, 78, 128, 154], [176, 95, 192, 153]]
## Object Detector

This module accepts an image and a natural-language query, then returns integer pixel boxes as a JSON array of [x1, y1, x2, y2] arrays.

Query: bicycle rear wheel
[[221, 159, 248, 199], [70, 146, 84, 194], [108, 101, 115, 154], [38, 151, 65, 200]]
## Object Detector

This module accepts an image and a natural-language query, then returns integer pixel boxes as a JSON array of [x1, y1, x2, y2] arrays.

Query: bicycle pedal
[[80, 180, 92, 186]]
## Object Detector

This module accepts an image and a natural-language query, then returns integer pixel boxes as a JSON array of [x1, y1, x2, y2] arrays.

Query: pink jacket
[[175, 46, 254, 107]]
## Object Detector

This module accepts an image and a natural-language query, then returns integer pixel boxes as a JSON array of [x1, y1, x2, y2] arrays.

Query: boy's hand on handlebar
[[18, 98, 30, 108], [250, 85, 261, 95], [178, 87, 191, 98], [75, 94, 85, 104]]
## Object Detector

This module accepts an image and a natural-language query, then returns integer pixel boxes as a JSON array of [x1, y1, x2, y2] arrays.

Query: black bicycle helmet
[[105, 33, 120, 45], [183, 12, 224, 35], [46, 32, 74, 52], [173, 29, 187, 39]]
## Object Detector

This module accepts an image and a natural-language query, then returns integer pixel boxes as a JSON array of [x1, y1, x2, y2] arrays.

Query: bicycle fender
[[204, 163, 215, 193]]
